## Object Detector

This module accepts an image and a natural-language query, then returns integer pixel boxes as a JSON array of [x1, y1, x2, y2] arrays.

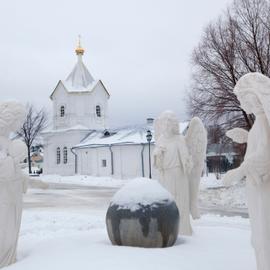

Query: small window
[[102, 159, 107, 167], [56, 147, 61, 164], [60, 106, 65, 117], [96, 105, 101, 117], [63, 147, 68, 164]]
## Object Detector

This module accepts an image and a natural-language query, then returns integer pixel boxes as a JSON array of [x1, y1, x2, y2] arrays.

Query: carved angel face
[[155, 111, 180, 139], [161, 116, 179, 137]]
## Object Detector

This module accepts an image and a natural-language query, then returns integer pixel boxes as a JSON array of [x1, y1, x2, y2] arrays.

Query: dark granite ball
[[106, 200, 179, 248]]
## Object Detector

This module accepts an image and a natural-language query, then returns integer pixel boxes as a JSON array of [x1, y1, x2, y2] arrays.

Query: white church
[[42, 42, 170, 178]]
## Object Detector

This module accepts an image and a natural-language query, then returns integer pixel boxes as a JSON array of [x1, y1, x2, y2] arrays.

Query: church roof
[[75, 126, 153, 148], [65, 54, 95, 91], [50, 43, 110, 98], [73, 122, 189, 149]]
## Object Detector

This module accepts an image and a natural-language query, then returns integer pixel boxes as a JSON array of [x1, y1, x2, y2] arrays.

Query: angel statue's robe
[[243, 113, 270, 270], [153, 134, 192, 236], [0, 155, 27, 268]]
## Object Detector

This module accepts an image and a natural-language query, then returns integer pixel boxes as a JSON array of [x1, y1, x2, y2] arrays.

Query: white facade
[[43, 44, 110, 176], [73, 127, 158, 179], [43, 129, 89, 175], [51, 80, 109, 130], [76, 145, 155, 179], [72, 123, 189, 179]]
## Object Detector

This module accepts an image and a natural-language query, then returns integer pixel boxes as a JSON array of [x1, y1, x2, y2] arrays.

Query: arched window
[[60, 106, 65, 117], [56, 147, 61, 164], [96, 105, 101, 117], [63, 147, 68, 164]]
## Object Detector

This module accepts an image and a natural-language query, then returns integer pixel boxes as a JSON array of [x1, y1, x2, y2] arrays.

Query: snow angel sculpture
[[153, 111, 207, 235], [223, 72, 270, 270], [0, 101, 28, 268]]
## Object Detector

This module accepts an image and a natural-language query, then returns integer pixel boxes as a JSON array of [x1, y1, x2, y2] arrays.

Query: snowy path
[[24, 183, 118, 210], [24, 181, 248, 217]]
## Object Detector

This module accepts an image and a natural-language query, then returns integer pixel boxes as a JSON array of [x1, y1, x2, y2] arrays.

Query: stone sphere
[[106, 178, 179, 248]]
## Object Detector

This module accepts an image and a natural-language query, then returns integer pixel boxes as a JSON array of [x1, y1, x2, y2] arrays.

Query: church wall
[[75, 144, 158, 179], [52, 84, 108, 130], [90, 83, 109, 129], [67, 92, 92, 128], [52, 83, 69, 130], [111, 144, 158, 179], [51, 81, 109, 131], [112, 145, 142, 179], [43, 130, 89, 176], [79, 149, 91, 175], [78, 147, 111, 176], [67, 89, 107, 130]]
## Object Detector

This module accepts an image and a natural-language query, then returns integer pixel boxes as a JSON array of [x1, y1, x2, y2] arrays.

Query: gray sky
[[0, 0, 232, 126]]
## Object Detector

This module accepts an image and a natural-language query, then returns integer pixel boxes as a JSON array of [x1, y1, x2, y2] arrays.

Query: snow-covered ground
[[5, 174, 255, 270], [12, 210, 256, 270], [200, 174, 247, 213]]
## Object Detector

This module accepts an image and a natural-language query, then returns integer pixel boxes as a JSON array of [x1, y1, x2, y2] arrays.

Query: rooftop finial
[[75, 35, 85, 55]]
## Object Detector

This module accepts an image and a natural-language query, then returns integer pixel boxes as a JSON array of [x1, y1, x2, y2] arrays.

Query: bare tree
[[188, 0, 270, 130], [17, 105, 47, 174]]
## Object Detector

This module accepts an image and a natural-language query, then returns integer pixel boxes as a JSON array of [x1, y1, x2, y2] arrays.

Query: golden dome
[[75, 46, 85, 55]]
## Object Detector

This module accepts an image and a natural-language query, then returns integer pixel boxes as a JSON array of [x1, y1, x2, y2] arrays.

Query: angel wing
[[226, 128, 248, 144], [185, 117, 207, 219]]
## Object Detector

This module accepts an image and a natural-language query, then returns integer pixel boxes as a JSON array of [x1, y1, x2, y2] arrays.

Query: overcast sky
[[0, 0, 232, 126]]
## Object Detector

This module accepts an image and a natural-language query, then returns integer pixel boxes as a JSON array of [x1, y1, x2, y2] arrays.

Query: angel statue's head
[[0, 101, 26, 137], [155, 111, 180, 139], [234, 72, 270, 116]]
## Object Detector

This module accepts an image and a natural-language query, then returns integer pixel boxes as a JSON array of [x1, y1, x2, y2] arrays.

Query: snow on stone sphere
[[111, 178, 174, 211]]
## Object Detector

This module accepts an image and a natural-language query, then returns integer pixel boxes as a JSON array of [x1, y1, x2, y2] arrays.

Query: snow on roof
[[64, 54, 95, 92], [50, 66, 110, 99], [50, 49, 110, 98], [62, 79, 99, 93], [73, 121, 189, 149], [75, 127, 150, 148]]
